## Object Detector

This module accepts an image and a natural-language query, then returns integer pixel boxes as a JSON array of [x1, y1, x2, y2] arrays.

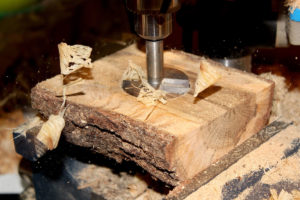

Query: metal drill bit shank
[[146, 40, 163, 88], [126, 0, 179, 88]]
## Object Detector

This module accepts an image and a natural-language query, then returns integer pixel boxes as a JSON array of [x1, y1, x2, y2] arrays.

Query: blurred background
[[1, 0, 300, 199]]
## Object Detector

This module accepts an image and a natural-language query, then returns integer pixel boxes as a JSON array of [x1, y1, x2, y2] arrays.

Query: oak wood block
[[31, 44, 274, 186]]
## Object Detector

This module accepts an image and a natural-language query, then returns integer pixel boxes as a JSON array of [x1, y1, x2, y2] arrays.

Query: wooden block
[[31, 44, 274, 186]]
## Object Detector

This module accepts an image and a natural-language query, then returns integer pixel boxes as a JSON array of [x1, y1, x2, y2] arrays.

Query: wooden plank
[[179, 121, 299, 200], [30, 44, 274, 186], [166, 120, 292, 200]]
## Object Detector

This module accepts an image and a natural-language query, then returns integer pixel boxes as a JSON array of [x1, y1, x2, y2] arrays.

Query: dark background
[[0, 0, 295, 111]]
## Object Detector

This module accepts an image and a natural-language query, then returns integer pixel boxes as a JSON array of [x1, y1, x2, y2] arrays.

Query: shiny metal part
[[125, 0, 181, 88], [126, 0, 180, 14], [122, 68, 190, 97], [159, 68, 190, 95], [146, 40, 164, 89], [214, 55, 252, 72], [135, 13, 172, 40]]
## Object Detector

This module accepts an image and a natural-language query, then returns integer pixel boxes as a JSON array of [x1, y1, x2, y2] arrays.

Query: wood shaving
[[36, 87, 66, 150], [122, 60, 147, 83], [58, 42, 93, 75], [122, 61, 167, 106], [137, 86, 167, 106], [259, 73, 289, 118], [259, 72, 300, 125], [36, 113, 65, 150], [194, 60, 221, 97], [37, 42, 92, 150]]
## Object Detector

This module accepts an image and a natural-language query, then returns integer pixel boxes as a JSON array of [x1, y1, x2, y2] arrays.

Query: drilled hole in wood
[[122, 67, 190, 99]]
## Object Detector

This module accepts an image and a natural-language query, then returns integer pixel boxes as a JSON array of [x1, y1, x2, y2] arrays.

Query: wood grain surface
[[31, 44, 274, 186]]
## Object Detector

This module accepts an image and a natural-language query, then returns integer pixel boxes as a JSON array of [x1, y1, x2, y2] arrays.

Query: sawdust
[[259, 73, 289, 120], [0, 110, 24, 174], [136, 189, 164, 200], [122, 60, 167, 106], [185, 124, 300, 200], [281, 89, 300, 125], [265, 189, 300, 200], [76, 164, 165, 200], [259, 72, 300, 125], [261, 154, 300, 184]]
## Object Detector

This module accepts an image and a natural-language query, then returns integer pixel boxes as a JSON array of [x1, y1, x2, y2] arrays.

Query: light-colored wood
[[184, 123, 300, 200], [31, 44, 273, 185]]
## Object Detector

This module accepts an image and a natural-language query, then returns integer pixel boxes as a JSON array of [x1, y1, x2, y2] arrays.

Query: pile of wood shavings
[[122, 61, 167, 106], [281, 89, 300, 125], [259, 73, 289, 119], [260, 72, 300, 125], [76, 165, 165, 200]]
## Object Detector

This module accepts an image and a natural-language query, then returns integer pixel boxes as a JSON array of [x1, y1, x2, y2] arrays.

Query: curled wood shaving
[[194, 60, 221, 97], [58, 42, 93, 75], [123, 61, 167, 106], [34, 42, 92, 150], [35, 42, 93, 150], [122, 60, 147, 83], [137, 86, 167, 106], [36, 77, 67, 150], [36, 112, 65, 150]]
